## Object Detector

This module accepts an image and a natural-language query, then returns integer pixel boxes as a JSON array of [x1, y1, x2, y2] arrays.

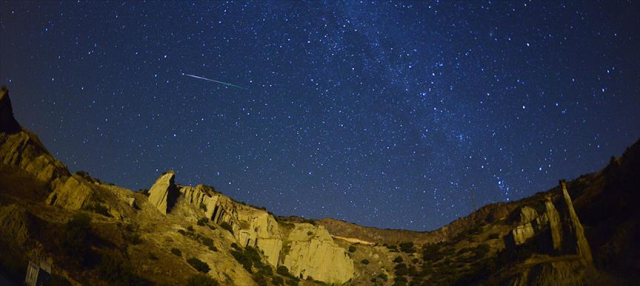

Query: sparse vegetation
[[473, 244, 491, 260], [199, 203, 208, 212], [230, 246, 271, 275], [186, 273, 219, 286], [97, 254, 148, 285], [187, 257, 211, 273], [399, 242, 416, 253], [272, 276, 285, 285], [201, 237, 217, 251], [422, 243, 444, 262], [277, 265, 295, 279], [197, 217, 209, 226], [220, 222, 234, 234], [489, 233, 500, 240], [60, 213, 92, 264], [377, 273, 388, 281]]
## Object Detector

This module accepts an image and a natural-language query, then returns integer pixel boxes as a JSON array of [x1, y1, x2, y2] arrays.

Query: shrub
[[377, 273, 388, 281], [187, 258, 210, 273], [399, 242, 416, 253], [489, 233, 500, 240], [252, 271, 269, 286], [231, 250, 253, 272], [422, 243, 443, 262], [199, 203, 208, 212], [197, 218, 209, 226], [187, 226, 195, 232], [61, 213, 92, 264], [202, 237, 214, 248], [361, 259, 370, 265], [186, 273, 219, 286], [393, 256, 403, 263], [348, 245, 356, 253], [272, 275, 285, 285], [394, 263, 409, 276], [97, 255, 145, 285], [220, 222, 233, 234], [277, 265, 294, 278], [171, 248, 182, 257], [394, 275, 408, 285], [148, 252, 158, 260], [231, 246, 270, 274]]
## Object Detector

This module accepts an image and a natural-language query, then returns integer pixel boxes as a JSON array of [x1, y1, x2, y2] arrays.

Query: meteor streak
[[182, 73, 248, 90]]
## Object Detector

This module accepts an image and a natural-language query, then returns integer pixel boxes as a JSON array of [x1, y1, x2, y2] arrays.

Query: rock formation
[[504, 183, 592, 262], [0, 87, 70, 191], [2, 85, 636, 285], [148, 171, 179, 214], [0, 86, 21, 134], [144, 170, 354, 283], [559, 180, 593, 263], [46, 175, 94, 210], [282, 223, 355, 284]]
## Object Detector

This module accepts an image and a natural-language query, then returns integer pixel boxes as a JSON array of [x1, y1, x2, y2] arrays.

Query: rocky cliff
[[143, 170, 356, 284]]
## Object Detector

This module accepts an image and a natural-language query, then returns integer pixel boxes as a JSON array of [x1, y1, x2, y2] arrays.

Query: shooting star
[[182, 73, 248, 90]]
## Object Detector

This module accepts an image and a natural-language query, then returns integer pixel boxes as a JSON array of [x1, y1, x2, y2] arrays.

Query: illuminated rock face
[[148, 171, 178, 215], [0, 88, 70, 191], [559, 181, 592, 263], [46, 175, 93, 210], [151, 171, 354, 284], [283, 223, 355, 284]]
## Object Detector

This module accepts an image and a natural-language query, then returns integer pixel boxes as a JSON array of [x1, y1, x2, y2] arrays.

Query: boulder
[[147, 171, 179, 215]]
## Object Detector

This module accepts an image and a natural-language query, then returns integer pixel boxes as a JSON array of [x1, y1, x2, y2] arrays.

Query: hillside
[[1, 85, 639, 285]]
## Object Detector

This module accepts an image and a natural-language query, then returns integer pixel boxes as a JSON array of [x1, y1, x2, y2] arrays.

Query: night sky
[[1, 1, 639, 231]]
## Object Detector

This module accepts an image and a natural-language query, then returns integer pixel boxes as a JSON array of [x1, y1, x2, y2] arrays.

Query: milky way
[[1, 1, 639, 230]]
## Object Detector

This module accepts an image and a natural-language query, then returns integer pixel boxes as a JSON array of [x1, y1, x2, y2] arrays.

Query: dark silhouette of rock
[[0, 86, 21, 134]]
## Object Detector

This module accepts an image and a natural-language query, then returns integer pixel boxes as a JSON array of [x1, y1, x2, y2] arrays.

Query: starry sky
[[1, 1, 639, 231]]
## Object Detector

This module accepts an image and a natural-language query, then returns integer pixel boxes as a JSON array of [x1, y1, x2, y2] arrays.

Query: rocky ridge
[[1, 86, 639, 285]]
